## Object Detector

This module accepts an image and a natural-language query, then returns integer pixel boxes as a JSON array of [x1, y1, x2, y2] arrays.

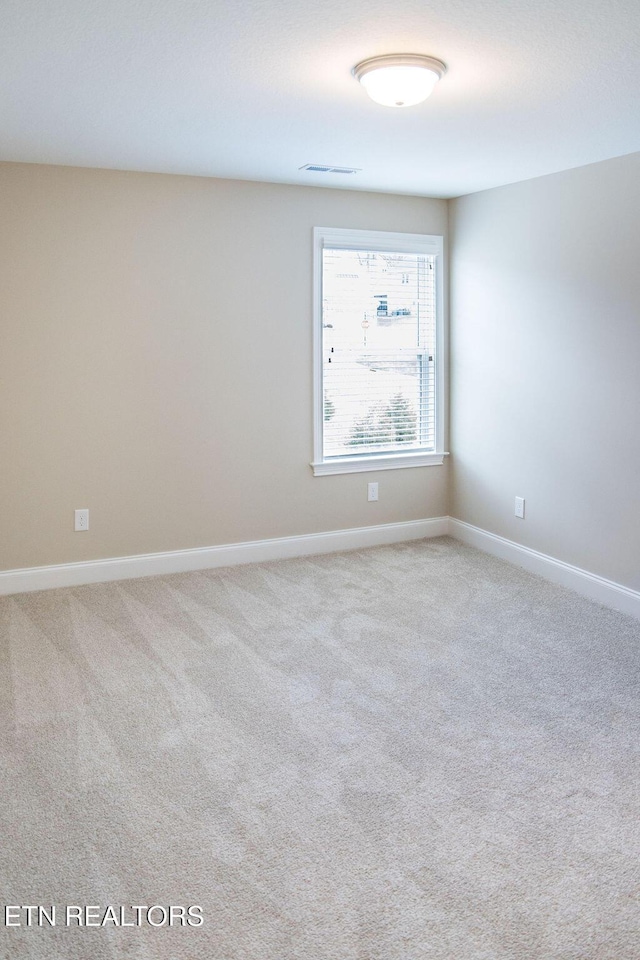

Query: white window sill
[[311, 451, 446, 476]]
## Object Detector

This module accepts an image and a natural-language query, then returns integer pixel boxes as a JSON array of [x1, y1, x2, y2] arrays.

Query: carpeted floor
[[1, 536, 639, 959]]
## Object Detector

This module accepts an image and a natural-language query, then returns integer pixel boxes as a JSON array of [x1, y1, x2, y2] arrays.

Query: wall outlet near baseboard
[[74, 509, 89, 532], [515, 497, 525, 519], [368, 482, 379, 502]]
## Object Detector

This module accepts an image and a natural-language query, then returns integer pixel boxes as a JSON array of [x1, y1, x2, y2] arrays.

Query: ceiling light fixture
[[352, 54, 447, 108]]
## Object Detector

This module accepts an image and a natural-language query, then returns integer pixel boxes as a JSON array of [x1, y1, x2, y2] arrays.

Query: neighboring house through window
[[312, 227, 445, 476]]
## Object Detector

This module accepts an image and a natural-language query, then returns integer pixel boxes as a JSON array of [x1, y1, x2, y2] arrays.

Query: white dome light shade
[[353, 54, 447, 108]]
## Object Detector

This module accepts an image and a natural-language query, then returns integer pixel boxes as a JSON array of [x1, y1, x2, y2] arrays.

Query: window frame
[[312, 226, 446, 477]]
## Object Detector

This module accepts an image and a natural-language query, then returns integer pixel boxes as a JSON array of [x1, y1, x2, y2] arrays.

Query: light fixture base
[[352, 54, 447, 84]]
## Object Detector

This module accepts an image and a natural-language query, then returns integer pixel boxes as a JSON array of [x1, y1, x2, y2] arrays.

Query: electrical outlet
[[74, 508, 89, 532], [515, 497, 525, 519], [368, 482, 379, 502]]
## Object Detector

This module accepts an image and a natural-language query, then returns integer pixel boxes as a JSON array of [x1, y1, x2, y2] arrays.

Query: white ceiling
[[2, 0, 640, 198]]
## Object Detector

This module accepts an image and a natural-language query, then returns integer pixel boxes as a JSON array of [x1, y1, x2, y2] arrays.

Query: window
[[312, 227, 445, 476]]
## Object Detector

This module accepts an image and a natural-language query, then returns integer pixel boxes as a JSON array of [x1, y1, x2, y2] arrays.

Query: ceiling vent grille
[[300, 164, 361, 175]]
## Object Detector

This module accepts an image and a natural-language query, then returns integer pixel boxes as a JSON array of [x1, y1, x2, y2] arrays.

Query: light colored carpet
[[1, 536, 639, 959]]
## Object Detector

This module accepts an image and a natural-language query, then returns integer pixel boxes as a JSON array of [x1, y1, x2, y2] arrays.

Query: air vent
[[299, 164, 361, 175]]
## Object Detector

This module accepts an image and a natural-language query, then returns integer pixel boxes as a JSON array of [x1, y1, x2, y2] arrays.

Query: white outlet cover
[[74, 508, 89, 531]]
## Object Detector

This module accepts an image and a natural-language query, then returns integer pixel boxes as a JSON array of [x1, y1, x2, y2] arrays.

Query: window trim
[[311, 227, 446, 477]]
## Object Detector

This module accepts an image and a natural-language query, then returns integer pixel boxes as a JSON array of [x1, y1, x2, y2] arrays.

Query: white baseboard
[[0, 517, 449, 596], [3, 515, 638, 620], [449, 518, 640, 620]]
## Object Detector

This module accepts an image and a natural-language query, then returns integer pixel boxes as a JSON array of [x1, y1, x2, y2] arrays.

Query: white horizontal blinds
[[322, 246, 436, 459]]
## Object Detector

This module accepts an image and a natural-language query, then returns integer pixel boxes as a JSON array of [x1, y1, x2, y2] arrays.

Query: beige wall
[[0, 163, 448, 570], [450, 152, 640, 591]]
